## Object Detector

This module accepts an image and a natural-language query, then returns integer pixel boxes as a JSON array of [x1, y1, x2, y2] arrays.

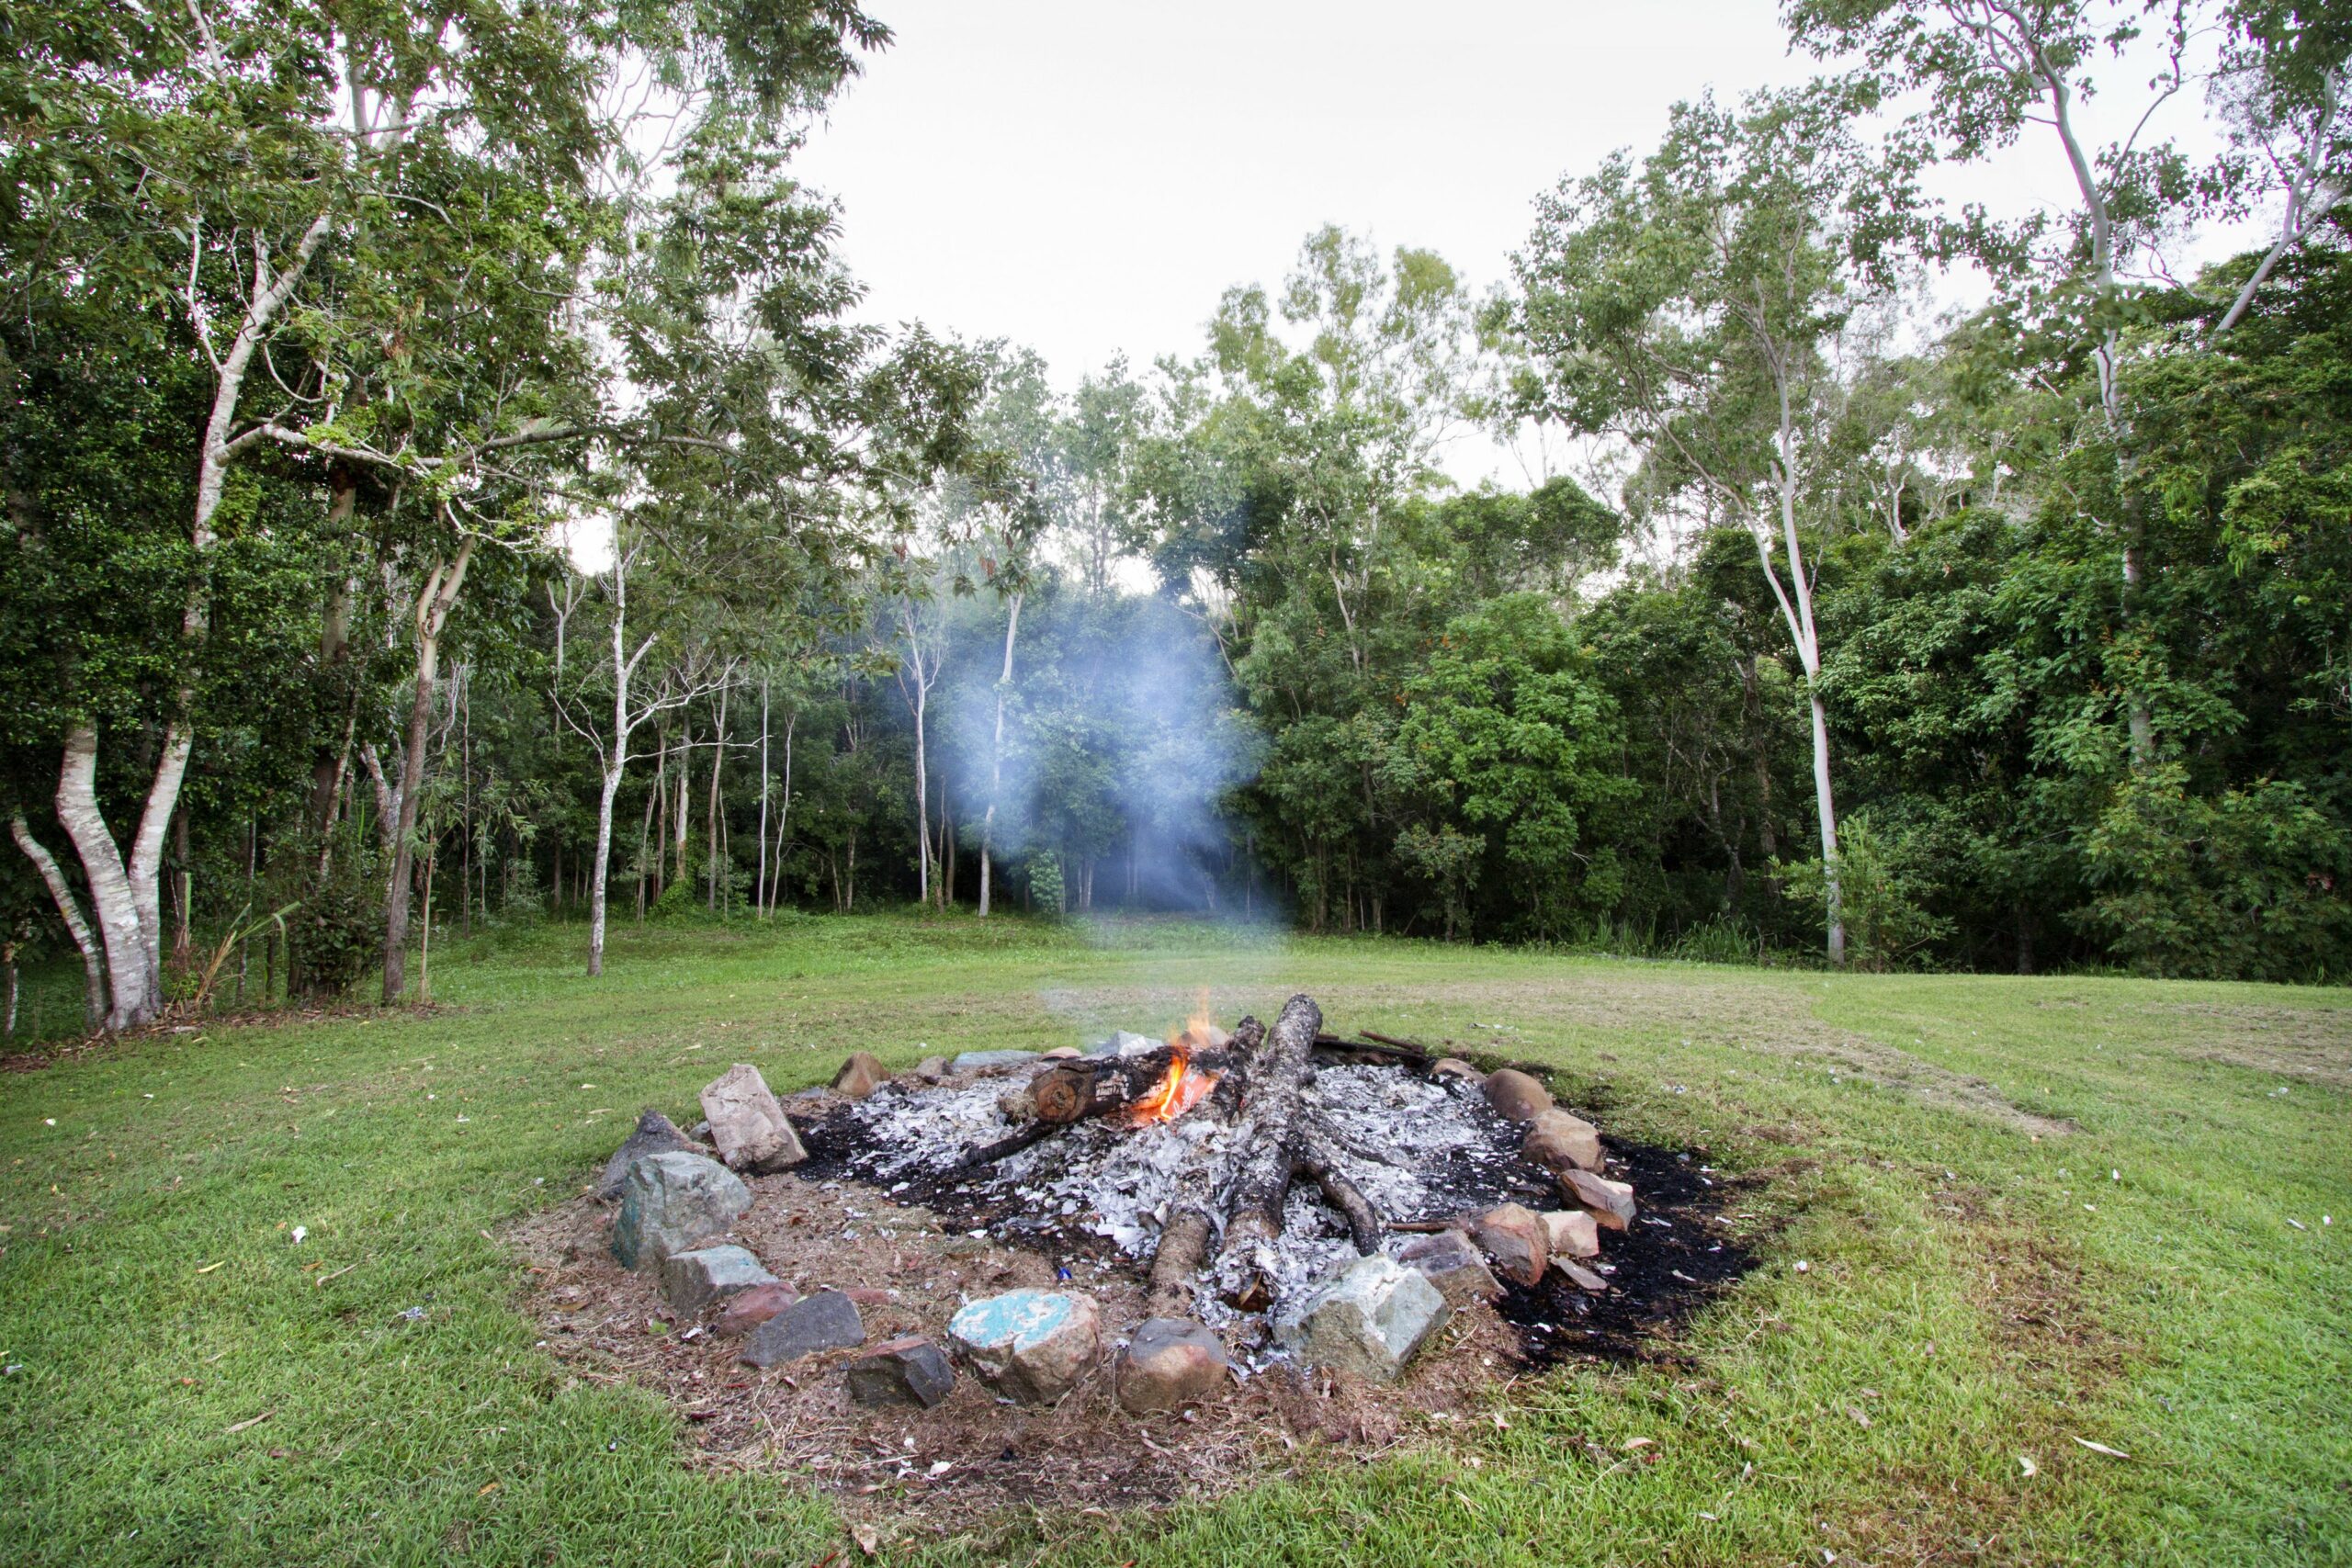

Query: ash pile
[[596, 993, 1649, 1415]]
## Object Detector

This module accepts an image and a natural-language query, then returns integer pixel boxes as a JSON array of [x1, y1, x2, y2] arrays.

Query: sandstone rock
[[831, 1052, 888, 1101], [612, 1152, 751, 1270], [740, 1289, 865, 1368], [715, 1281, 797, 1337], [1482, 1068, 1552, 1124], [913, 1056, 949, 1083], [1394, 1229, 1502, 1308], [698, 1063, 806, 1172], [1558, 1259, 1609, 1293], [1523, 1108, 1605, 1174], [1430, 1057, 1481, 1082], [1470, 1202, 1549, 1287], [596, 1109, 701, 1201], [1540, 1209, 1601, 1259], [951, 1049, 1039, 1073], [1563, 1168, 1637, 1230], [846, 1337, 956, 1408], [1114, 1317, 1231, 1414], [1277, 1253, 1451, 1383], [947, 1289, 1102, 1404], [660, 1245, 778, 1316], [1040, 1046, 1082, 1060]]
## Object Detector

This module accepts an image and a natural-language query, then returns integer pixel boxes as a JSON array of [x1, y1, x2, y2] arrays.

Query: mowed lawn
[[1, 915, 2345, 1567]]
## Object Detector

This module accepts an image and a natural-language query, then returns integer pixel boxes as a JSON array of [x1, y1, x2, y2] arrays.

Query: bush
[[286, 843, 382, 1000]]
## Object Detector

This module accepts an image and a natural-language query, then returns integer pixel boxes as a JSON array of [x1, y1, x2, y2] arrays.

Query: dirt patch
[[507, 1078, 1762, 1537]]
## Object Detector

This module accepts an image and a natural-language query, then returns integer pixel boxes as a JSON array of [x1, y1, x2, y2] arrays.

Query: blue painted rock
[[946, 1289, 1102, 1404], [659, 1245, 777, 1316], [1277, 1254, 1450, 1383], [612, 1152, 750, 1270]]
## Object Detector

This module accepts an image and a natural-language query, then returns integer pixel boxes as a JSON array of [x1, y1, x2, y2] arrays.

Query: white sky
[[789, 1, 2257, 496]]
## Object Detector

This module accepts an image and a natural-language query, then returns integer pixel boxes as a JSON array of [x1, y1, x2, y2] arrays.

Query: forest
[[3, 0, 2348, 1040]]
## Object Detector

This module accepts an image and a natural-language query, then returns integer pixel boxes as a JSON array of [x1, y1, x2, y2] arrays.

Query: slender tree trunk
[[381, 538, 473, 1005], [673, 718, 690, 890], [768, 712, 794, 913], [756, 674, 769, 918], [12, 810, 108, 1030], [706, 684, 729, 911]]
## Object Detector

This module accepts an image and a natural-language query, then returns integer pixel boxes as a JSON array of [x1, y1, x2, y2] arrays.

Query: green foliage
[[1025, 853, 1064, 917], [1779, 814, 1952, 972], [283, 845, 384, 1002]]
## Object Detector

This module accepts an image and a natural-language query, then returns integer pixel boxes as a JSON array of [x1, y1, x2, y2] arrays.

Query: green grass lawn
[[2, 913, 2346, 1566]]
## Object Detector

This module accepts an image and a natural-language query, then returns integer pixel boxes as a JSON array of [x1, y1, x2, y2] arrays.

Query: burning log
[[1028, 1045, 1235, 1125]]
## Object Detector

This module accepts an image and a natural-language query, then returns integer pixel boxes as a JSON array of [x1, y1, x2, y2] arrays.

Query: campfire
[[529, 989, 1749, 1527]]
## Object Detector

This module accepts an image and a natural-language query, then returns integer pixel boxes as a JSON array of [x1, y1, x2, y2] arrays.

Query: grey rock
[[951, 1049, 1040, 1073], [947, 1289, 1102, 1404], [845, 1337, 956, 1408], [740, 1289, 865, 1368], [1082, 1031, 1159, 1059], [1559, 1259, 1609, 1293], [698, 1062, 806, 1172], [596, 1109, 700, 1201], [611, 1152, 751, 1270], [1394, 1229, 1502, 1308], [913, 1056, 949, 1083], [659, 1245, 778, 1316], [1277, 1253, 1451, 1382], [1115, 1317, 1231, 1414]]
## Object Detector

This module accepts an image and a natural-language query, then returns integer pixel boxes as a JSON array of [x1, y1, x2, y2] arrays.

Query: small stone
[[843, 1287, 893, 1306], [741, 1289, 865, 1367], [596, 1109, 700, 1201], [699, 1063, 807, 1172], [1470, 1202, 1549, 1287], [1115, 1317, 1231, 1414], [1430, 1057, 1481, 1082], [831, 1052, 888, 1100], [1523, 1108, 1604, 1174], [947, 1290, 1102, 1404], [846, 1337, 956, 1408], [660, 1245, 778, 1316], [1278, 1254, 1451, 1382], [1540, 1209, 1601, 1259], [1083, 1032, 1158, 1059], [715, 1282, 797, 1337], [1563, 1168, 1637, 1230], [1040, 1046, 1082, 1060], [913, 1056, 949, 1083], [1558, 1259, 1609, 1293], [951, 1049, 1040, 1073], [612, 1152, 751, 1270], [1394, 1229, 1501, 1307], [1482, 1068, 1552, 1124]]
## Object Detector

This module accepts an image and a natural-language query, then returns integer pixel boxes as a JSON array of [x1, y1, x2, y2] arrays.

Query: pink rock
[[1523, 1108, 1604, 1174], [1470, 1202, 1548, 1287], [1482, 1069, 1552, 1124], [1540, 1209, 1601, 1259], [715, 1281, 797, 1337], [1563, 1168, 1636, 1231]]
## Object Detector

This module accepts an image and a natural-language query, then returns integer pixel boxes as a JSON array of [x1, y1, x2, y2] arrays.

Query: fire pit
[[512, 991, 1762, 1529]]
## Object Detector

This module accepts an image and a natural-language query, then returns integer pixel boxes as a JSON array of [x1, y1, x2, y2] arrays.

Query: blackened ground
[[1494, 1134, 1764, 1368]]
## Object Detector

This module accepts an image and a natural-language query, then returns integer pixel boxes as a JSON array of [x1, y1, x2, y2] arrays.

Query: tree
[[1514, 83, 1919, 962]]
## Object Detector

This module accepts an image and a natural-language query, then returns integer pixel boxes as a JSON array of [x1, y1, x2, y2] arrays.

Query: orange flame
[[1126, 1049, 1217, 1125]]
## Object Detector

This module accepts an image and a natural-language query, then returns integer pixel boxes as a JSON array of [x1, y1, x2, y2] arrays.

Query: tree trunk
[[381, 537, 473, 1005], [756, 674, 770, 918], [11, 810, 108, 1031], [53, 725, 151, 1029], [706, 683, 729, 911]]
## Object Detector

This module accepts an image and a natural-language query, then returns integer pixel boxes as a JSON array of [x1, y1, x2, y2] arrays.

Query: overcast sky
[[793, 2, 1822, 384], [777, 1, 2249, 502]]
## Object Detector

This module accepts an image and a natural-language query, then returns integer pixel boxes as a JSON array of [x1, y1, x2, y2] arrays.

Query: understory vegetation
[[0, 919, 2344, 1564]]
